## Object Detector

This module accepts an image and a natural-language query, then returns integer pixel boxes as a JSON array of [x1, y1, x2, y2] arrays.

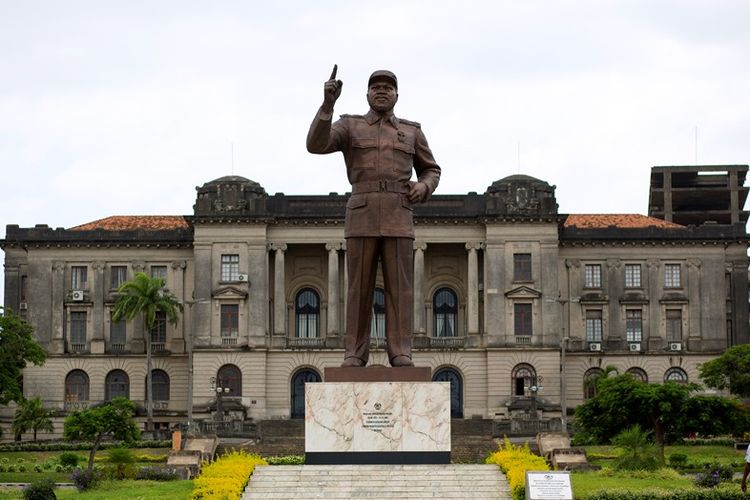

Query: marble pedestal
[[305, 380, 451, 464]]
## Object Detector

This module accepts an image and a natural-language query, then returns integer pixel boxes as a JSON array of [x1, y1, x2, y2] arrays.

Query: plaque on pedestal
[[305, 380, 450, 464]]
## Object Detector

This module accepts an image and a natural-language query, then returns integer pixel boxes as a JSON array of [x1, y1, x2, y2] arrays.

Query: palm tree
[[112, 272, 182, 431], [12, 397, 54, 441]]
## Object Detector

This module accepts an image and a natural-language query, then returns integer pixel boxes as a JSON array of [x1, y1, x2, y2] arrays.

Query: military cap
[[368, 70, 398, 89]]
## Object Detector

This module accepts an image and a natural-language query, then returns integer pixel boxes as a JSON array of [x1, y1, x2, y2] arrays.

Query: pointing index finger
[[329, 64, 338, 81]]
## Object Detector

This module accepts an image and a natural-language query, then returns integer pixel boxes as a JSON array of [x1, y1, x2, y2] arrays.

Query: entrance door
[[432, 368, 463, 418], [291, 369, 321, 419]]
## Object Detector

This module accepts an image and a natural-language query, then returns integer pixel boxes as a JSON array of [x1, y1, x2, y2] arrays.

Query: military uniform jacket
[[306, 108, 441, 238]]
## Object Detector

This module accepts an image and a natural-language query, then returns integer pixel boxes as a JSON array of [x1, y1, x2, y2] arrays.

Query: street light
[[545, 295, 578, 434], [209, 377, 231, 422]]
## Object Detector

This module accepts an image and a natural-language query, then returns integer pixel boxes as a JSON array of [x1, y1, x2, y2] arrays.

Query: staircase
[[242, 464, 512, 499]]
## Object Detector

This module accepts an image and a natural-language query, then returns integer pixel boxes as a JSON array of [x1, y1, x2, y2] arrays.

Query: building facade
[[2, 167, 748, 438]]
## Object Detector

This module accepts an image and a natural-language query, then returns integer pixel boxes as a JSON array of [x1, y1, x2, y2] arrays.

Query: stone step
[[243, 464, 512, 499]]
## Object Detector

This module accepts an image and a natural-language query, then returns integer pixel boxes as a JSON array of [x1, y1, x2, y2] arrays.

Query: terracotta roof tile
[[564, 214, 684, 229], [70, 216, 189, 231]]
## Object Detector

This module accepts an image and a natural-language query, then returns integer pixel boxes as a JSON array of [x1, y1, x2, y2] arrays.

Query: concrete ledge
[[324, 366, 431, 382], [305, 451, 450, 465]]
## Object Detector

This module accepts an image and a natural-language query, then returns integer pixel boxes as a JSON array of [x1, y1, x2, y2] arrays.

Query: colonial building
[[2, 165, 748, 438]]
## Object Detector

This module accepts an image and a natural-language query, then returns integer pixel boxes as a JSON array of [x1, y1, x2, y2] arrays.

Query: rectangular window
[[221, 254, 240, 282], [221, 305, 239, 337], [70, 311, 87, 348], [110, 266, 127, 289], [514, 303, 532, 336], [626, 309, 643, 342], [150, 265, 167, 280], [666, 309, 682, 340], [513, 253, 532, 282], [20, 275, 27, 301], [624, 264, 641, 288], [110, 315, 126, 346], [71, 266, 88, 289], [664, 264, 681, 288], [584, 264, 602, 288], [585, 310, 603, 342], [150, 311, 167, 345]]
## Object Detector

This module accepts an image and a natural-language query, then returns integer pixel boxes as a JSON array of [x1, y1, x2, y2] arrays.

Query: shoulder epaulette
[[399, 118, 421, 128], [340, 114, 365, 119]]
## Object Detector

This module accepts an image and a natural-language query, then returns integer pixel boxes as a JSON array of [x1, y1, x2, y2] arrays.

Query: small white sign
[[526, 471, 573, 500]]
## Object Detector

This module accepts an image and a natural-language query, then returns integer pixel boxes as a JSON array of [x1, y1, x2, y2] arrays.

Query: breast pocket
[[351, 137, 377, 168]]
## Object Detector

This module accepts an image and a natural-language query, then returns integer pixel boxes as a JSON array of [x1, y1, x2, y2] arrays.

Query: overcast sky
[[2, 1, 749, 304]]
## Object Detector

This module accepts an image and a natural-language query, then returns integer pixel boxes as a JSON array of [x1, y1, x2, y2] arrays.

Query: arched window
[[65, 370, 89, 402], [511, 363, 536, 396], [664, 367, 688, 384], [433, 368, 463, 418], [626, 367, 648, 383], [371, 287, 386, 339], [296, 288, 320, 338], [105, 370, 129, 400], [150, 369, 170, 401], [433, 287, 457, 337], [583, 368, 605, 399], [291, 369, 321, 419], [217, 364, 242, 397]]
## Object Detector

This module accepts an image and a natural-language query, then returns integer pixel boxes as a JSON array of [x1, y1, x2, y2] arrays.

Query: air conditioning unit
[[589, 342, 602, 352], [669, 342, 682, 352], [629, 343, 641, 352], [72, 290, 85, 301], [237, 274, 248, 282], [19, 302, 28, 310]]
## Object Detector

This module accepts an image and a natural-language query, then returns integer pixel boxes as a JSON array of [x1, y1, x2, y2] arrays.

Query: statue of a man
[[307, 66, 441, 367]]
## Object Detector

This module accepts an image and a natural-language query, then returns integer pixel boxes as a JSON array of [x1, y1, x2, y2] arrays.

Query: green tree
[[575, 373, 699, 460], [678, 395, 749, 438], [0, 307, 46, 405], [63, 397, 139, 472], [699, 344, 750, 398], [12, 397, 55, 441], [112, 272, 182, 431]]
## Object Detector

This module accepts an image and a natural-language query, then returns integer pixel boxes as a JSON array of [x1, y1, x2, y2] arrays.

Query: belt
[[352, 180, 410, 194]]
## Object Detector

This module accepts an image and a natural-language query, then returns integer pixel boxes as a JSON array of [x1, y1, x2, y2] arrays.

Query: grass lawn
[[0, 480, 193, 500], [571, 470, 694, 498]]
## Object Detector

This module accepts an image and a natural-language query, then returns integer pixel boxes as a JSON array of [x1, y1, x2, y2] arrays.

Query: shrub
[[587, 490, 745, 499], [191, 450, 267, 500], [612, 425, 659, 471], [136, 466, 181, 481], [22, 477, 57, 500], [668, 453, 689, 468], [0, 464, 6, 472], [264, 455, 304, 465], [58, 452, 81, 468], [7, 464, 16, 473], [17, 457, 25, 463], [34, 464, 43, 473], [70, 467, 99, 491], [694, 462, 734, 489], [486, 438, 549, 500], [54, 464, 64, 473], [18, 463, 27, 472], [106, 447, 136, 480]]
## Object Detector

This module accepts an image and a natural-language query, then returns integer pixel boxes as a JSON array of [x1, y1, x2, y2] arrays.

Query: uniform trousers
[[344, 237, 413, 364]]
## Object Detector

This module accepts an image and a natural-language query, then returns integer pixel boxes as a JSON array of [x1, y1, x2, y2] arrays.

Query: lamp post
[[210, 377, 231, 422], [546, 295, 577, 434]]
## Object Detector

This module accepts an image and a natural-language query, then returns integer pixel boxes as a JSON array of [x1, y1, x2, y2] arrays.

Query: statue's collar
[[365, 109, 399, 128]]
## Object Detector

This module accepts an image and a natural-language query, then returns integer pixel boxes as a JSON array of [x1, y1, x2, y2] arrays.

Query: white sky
[[2, 0, 750, 304]]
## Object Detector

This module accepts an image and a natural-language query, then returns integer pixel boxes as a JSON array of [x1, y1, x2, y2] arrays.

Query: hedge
[[587, 489, 744, 500], [0, 440, 170, 452], [486, 438, 549, 500]]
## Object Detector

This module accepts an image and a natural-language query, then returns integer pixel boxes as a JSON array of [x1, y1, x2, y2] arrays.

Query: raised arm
[[307, 65, 345, 154]]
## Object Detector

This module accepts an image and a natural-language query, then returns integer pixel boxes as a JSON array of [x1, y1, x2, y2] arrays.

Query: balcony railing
[[287, 337, 326, 348], [110, 343, 126, 352], [150, 342, 166, 352], [64, 400, 90, 411], [515, 336, 532, 345], [430, 336, 466, 348], [370, 336, 387, 348], [221, 337, 238, 346], [70, 343, 87, 352]]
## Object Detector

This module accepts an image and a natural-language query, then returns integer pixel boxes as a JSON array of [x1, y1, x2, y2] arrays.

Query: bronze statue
[[307, 66, 441, 367]]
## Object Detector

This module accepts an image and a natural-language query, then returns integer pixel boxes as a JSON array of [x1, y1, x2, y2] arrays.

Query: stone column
[[271, 243, 287, 336], [687, 259, 702, 348], [326, 242, 341, 336], [50, 261, 66, 353], [646, 259, 660, 350], [90, 261, 105, 353], [170, 260, 187, 353], [413, 241, 427, 335], [465, 242, 480, 336]]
